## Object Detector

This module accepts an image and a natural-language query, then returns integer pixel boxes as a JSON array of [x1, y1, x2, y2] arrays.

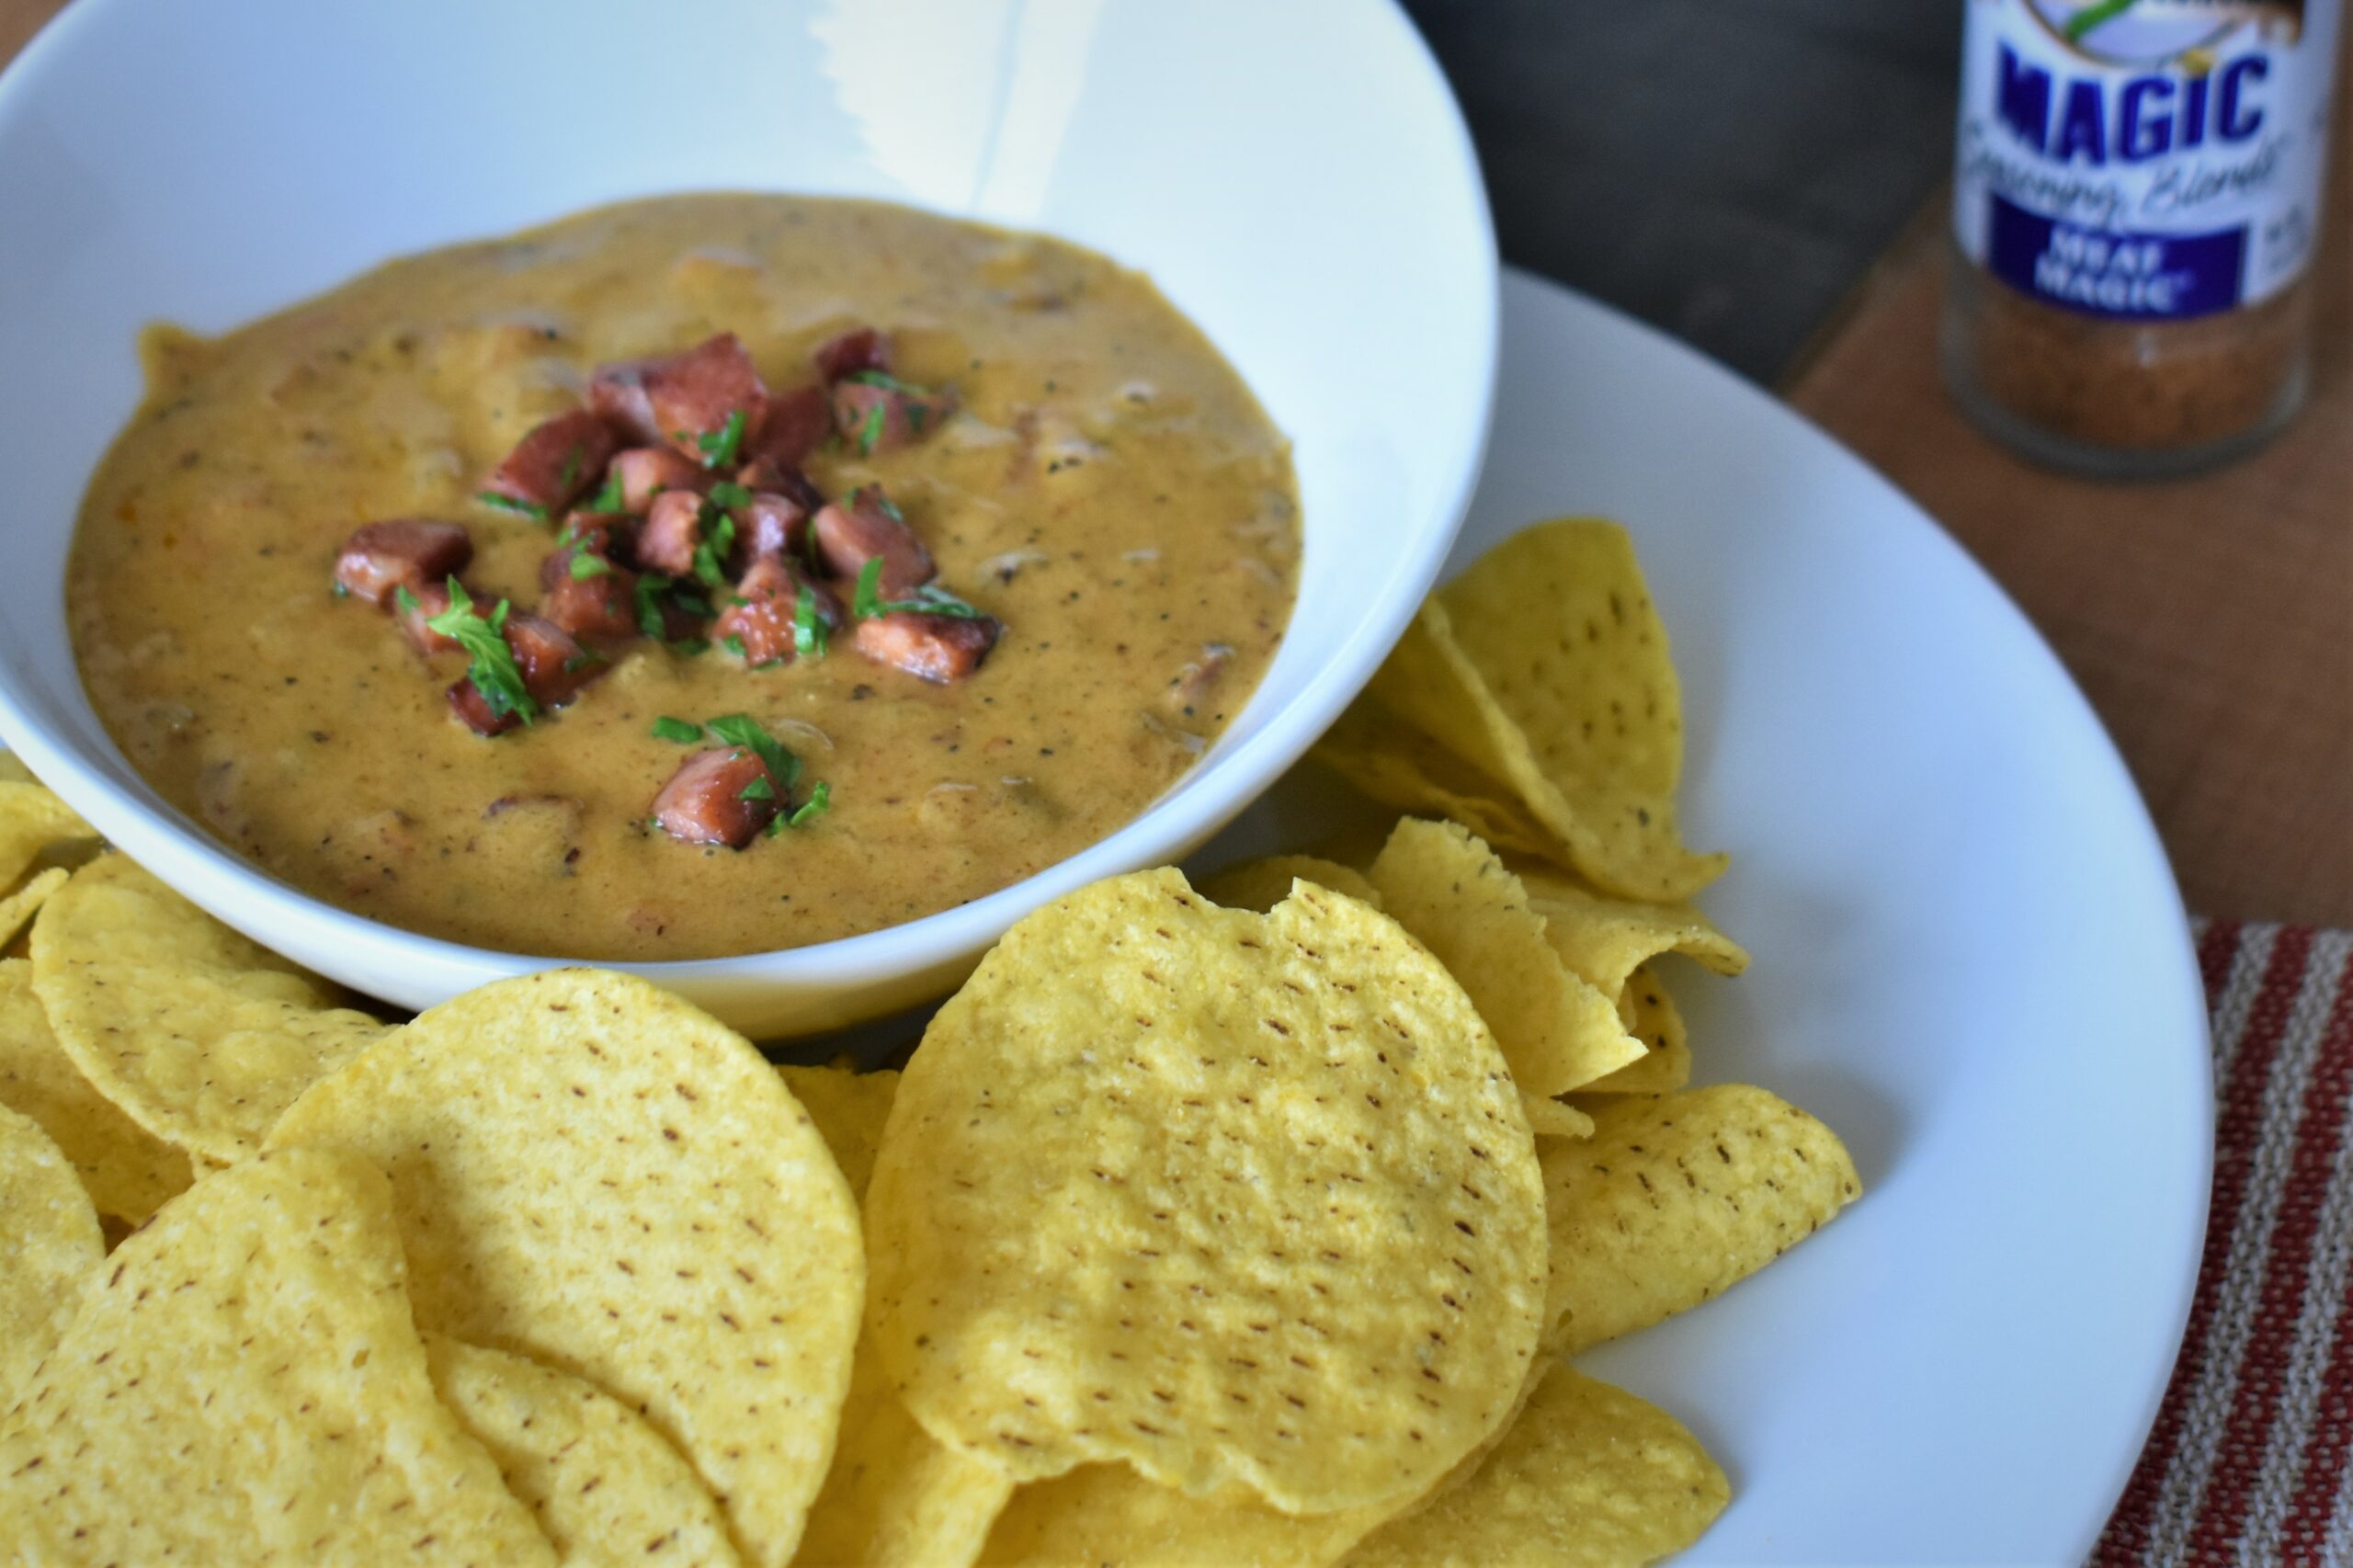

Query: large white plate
[[1190, 269, 2212, 1563]]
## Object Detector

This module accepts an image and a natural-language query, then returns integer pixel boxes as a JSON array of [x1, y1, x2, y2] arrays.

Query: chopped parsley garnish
[[737, 774, 777, 802], [426, 578, 537, 725], [393, 584, 419, 617], [586, 470, 627, 513], [670, 637, 711, 657], [704, 713, 801, 792], [566, 544, 611, 579], [330, 580, 351, 599], [633, 574, 670, 640], [558, 443, 585, 494], [844, 369, 907, 390], [474, 490, 551, 524], [786, 780, 832, 827], [690, 503, 737, 589], [650, 716, 702, 744], [852, 558, 987, 620], [707, 481, 754, 512], [793, 583, 828, 659], [720, 633, 749, 659], [697, 409, 748, 470], [854, 401, 887, 456]]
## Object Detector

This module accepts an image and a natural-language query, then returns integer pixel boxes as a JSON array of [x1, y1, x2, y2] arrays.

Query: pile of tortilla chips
[[0, 517, 1859, 1565]]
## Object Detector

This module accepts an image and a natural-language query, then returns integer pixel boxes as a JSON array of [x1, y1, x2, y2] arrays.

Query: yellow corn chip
[[1366, 819, 1643, 1104], [29, 855, 387, 1162], [1360, 522, 1726, 903], [1199, 854, 1385, 915], [1310, 699, 1561, 862], [1522, 1095, 1597, 1139], [0, 1147, 556, 1564], [867, 869, 1547, 1515], [0, 1101, 102, 1402], [1516, 867, 1747, 998], [1541, 1085, 1860, 1353], [267, 969, 864, 1568], [778, 1062, 900, 1202], [0, 865, 64, 949], [0, 753, 35, 785], [0, 780, 96, 892], [424, 1335, 742, 1567], [1338, 1363, 1728, 1568], [1578, 964, 1692, 1096], [798, 1336, 1016, 1568], [0, 957, 192, 1224]]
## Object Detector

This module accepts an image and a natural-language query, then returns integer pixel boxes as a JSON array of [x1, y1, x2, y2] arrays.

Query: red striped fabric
[[2094, 922, 2353, 1566]]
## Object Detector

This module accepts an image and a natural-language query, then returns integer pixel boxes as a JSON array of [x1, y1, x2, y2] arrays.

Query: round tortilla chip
[[0, 1101, 103, 1403], [798, 1337, 1016, 1568], [1199, 854, 1385, 915], [1363, 522, 1727, 903], [1337, 1363, 1729, 1568], [1540, 1085, 1860, 1354], [267, 968, 864, 1568], [0, 957, 192, 1223], [0, 865, 65, 950], [0, 780, 96, 893], [29, 855, 388, 1162], [425, 1335, 743, 1566], [0, 1146, 556, 1564], [867, 869, 1548, 1515], [776, 1062, 899, 1204]]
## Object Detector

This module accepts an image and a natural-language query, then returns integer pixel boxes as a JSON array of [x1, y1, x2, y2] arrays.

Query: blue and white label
[[1953, 0, 2339, 320]]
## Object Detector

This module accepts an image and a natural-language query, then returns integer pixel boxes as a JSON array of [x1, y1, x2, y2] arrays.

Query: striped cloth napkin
[[2095, 922, 2353, 1565]]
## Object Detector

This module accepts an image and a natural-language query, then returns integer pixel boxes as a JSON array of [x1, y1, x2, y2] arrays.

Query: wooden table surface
[[6, 0, 2347, 926]]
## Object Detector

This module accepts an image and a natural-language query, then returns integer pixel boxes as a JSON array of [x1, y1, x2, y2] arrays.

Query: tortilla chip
[[267, 968, 864, 1568], [1578, 965, 1691, 1096], [1367, 819, 1643, 1106], [0, 1102, 103, 1403], [0, 780, 96, 892], [424, 1335, 741, 1566], [1541, 1085, 1860, 1353], [867, 869, 1547, 1515], [798, 1336, 1015, 1568], [1199, 854, 1386, 915], [0, 1147, 555, 1564], [1338, 1363, 1728, 1567], [0, 865, 64, 949], [0, 753, 35, 786], [1310, 699, 1560, 862], [1516, 866, 1746, 998], [778, 1061, 899, 1203], [1360, 522, 1726, 902], [28, 855, 387, 1162], [0, 958, 192, 1224], [979, 1466, 1397, 1568]]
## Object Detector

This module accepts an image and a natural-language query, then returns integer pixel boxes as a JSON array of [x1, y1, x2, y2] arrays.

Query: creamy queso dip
[[68, 195, 1298, 959]]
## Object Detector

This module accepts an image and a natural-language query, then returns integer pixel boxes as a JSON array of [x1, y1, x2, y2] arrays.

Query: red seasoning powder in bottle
[[1941, 0, 2342, 477]]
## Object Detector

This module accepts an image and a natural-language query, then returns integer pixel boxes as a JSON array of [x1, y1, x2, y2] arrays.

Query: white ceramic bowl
[[0, 0, 1495, 1037]]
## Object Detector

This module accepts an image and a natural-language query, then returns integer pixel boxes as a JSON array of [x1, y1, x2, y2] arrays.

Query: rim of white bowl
[[0, 0, 1500, 1008]]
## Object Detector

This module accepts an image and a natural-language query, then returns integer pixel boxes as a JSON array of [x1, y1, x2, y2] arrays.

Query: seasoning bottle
[[1941, 0, 2341, 478]]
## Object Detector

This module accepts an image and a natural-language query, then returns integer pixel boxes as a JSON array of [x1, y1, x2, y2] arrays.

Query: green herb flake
[[474, 490, 551, 524], [331, 580, 352, 600], [558, 443, 584, 494], [793, 583, 828, 659], [707, 481, 754, 512], [737, 775, 777, 802], [392, 585, 418, 616], [588, 471, 627, 513], [651, 716, 703, 744], [787, 780, 832, 827], [697, 409, 748, 470], [855, 401, 886, 456], [704, 713, 801, 792], [426, 579, 538, 725], [634, 574, 669, 639], [668, 637, 711, 657], [852, 557, 887, 619], [567, 546, 612, 580]]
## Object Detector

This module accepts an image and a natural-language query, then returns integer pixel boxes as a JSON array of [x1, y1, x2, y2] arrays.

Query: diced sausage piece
[[650, 747, 779, 847], [636, 490, 707, 578], [644, 333, 766, 460], [448, 677, 521, 737], [540, 512, 639, 587], [746, 382, 832, 469], [396, 578, 488, 655], [483, 408, 618, 514], [738, 457, 825, 514], [335, 519, 472, 605], [587, 357, 663, 443], [853, 610, 1000, 684], [811, 326, 892, 382], [831, 379, 955, 456], [541, 562, 641, 642], [738, 493, 809, 563], [504, 613, 603, 709], [812, 486, 934, 598], [714, 557, 839, 668], [608, 447, 709, 514]]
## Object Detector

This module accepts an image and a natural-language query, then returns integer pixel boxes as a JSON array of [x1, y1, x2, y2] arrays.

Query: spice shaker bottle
[[1942, 0, 2341, 478]]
